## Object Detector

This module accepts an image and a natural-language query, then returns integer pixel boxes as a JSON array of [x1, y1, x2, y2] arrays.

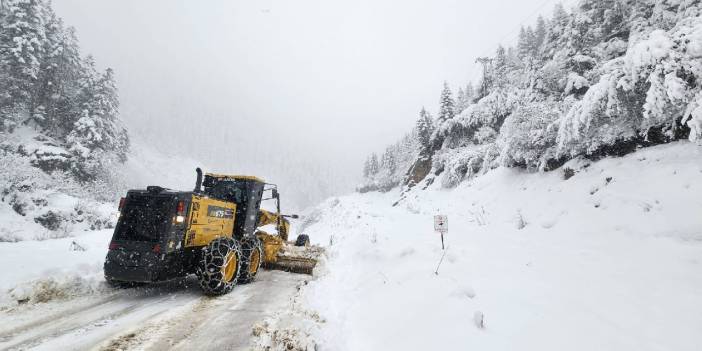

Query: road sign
[[434, 215, 448, 233], [434, 215, 448, 250]]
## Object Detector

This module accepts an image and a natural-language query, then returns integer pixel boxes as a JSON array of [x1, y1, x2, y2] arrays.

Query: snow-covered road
[[0, 271, 308, 351]]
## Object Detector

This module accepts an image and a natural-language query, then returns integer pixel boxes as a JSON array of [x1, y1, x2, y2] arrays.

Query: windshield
[[206, 181, 246, 203]]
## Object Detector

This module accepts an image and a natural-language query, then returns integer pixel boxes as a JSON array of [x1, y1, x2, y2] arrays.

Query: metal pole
[[434, 247, 447, 275]]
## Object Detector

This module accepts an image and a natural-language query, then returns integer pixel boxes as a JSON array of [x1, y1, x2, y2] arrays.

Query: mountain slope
[[299, 141, 702, 350], [361, 0, 702, 194]]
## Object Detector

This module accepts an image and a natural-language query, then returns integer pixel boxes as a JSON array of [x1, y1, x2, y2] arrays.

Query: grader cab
[[103, 168, 319, 295]]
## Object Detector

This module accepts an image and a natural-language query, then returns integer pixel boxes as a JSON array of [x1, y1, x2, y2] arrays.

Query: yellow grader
[[104, 168, 319, 295]]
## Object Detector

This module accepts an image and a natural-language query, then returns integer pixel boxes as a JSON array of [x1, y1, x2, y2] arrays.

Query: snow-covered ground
[[0, 230, 113, 308], [0, 141, 314, 350], [0, 269, 308, 351], [297, 141, 702, 350], [2, 142, 701, 350]]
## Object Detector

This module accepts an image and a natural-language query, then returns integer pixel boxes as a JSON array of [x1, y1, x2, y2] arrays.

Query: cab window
[[206, 181, 246, 203]]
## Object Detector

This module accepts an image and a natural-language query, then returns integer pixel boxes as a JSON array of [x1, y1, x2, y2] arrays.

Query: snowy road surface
[[0, 271, 308, 351]]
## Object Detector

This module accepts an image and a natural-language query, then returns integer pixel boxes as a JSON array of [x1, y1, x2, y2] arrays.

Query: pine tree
[[456, 87, 469, 114], [362, 157, 371, 178], [368, 153, 380, 175], [552, 3, 568, 27], [493, 45, 508, 88], [67, 60, 128, 161], [0, 0, 131, 181], [381, 148, 397, 173], [416, 107, 435, 150], [438, 82, 456, 121], [518, 26, 538, 61], [0, 0, 48, 111], [534, 16, 547, 54], [35, 7, 82, 134], [541, 3, 570, 59]]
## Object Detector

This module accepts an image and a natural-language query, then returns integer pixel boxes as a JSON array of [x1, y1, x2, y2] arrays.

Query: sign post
[[434, 215, 448, 250], [433, 214, 448, 275]]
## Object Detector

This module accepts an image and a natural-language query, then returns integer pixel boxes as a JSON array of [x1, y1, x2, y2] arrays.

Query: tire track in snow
[[0, 272, 310, 351], [97, 271, 310, 351], [0, 279, 203, 351], [0, 294, 121, 342], [0, 294, 184, 350]]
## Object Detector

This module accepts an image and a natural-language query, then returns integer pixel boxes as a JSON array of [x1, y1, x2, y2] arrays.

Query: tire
[[238, 237, 264, 284], [294, 234, 310, 247], [195, 237, 242, 295]]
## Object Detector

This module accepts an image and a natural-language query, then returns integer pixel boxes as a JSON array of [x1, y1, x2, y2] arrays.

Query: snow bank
[[0, 230, 112, 308], [300, 142, 702, 350], [8, 270, 108, 305]]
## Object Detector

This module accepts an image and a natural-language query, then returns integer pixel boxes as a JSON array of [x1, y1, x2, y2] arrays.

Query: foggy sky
[[51, 0, 576, 209]]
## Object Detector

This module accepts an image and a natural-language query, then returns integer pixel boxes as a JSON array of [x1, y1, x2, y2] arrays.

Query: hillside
[[0, 0, 132, 242], [361, 0, 702, 195], [292, 141, 702, 350]]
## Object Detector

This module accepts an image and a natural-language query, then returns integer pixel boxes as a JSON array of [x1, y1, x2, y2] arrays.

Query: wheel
[[295, 234, 310, 247], [238, 237, 263, 284], [195, 237, 242, 295]]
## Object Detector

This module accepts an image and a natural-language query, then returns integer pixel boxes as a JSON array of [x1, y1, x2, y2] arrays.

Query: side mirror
[[290, 214, 299, 219]]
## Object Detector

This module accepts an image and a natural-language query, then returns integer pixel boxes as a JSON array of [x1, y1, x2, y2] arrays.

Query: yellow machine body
[[184, 195, 237, 248]]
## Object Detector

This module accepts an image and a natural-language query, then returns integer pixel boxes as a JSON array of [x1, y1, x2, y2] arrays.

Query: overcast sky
[[51, 0, 576, 207]]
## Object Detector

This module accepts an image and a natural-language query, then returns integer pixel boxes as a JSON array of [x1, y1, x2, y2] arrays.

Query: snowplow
[[103, 168, 320, 295]]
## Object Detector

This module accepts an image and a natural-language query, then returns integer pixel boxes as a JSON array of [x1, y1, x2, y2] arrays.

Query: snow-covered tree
[[498, 100, 561, 169], [368, 153, 379, 175], [493, 45, 508, 88], [416, 107, 434, 150], [0, 0, 48, 110], [456, 87, 469, 114], [1, 0, 129, 169], [438, 82, 456, 121], [381, 148, 397, 173], [367, 0, 702, 192], [542, 3, 570, 59], [39, 20, 82, 133], [534, 16, 547, 53], [362, 158, 371, 178], [67, 63, 128, 164], [517, 26, 538, 61]]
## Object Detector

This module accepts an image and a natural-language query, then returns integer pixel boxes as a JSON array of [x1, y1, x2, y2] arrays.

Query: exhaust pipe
[[194, 167, 203, 192]]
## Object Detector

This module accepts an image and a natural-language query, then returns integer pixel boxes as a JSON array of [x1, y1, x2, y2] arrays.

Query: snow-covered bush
[[498, 100, 562, 169], [435, 144, 495, 188], [564, 72, 590, 96]]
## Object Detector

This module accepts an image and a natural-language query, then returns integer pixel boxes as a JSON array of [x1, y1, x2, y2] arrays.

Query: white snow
[[299, 142, 702, 351], [564, 72, 589, 95], [0, 230, 112, 307], [627, 30, 673, 73], [0, 138, 203, 306]]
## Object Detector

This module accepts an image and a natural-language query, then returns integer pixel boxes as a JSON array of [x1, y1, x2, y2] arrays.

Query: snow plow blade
[[263, 256, 318, 275], [258, 233, 323, 275]]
